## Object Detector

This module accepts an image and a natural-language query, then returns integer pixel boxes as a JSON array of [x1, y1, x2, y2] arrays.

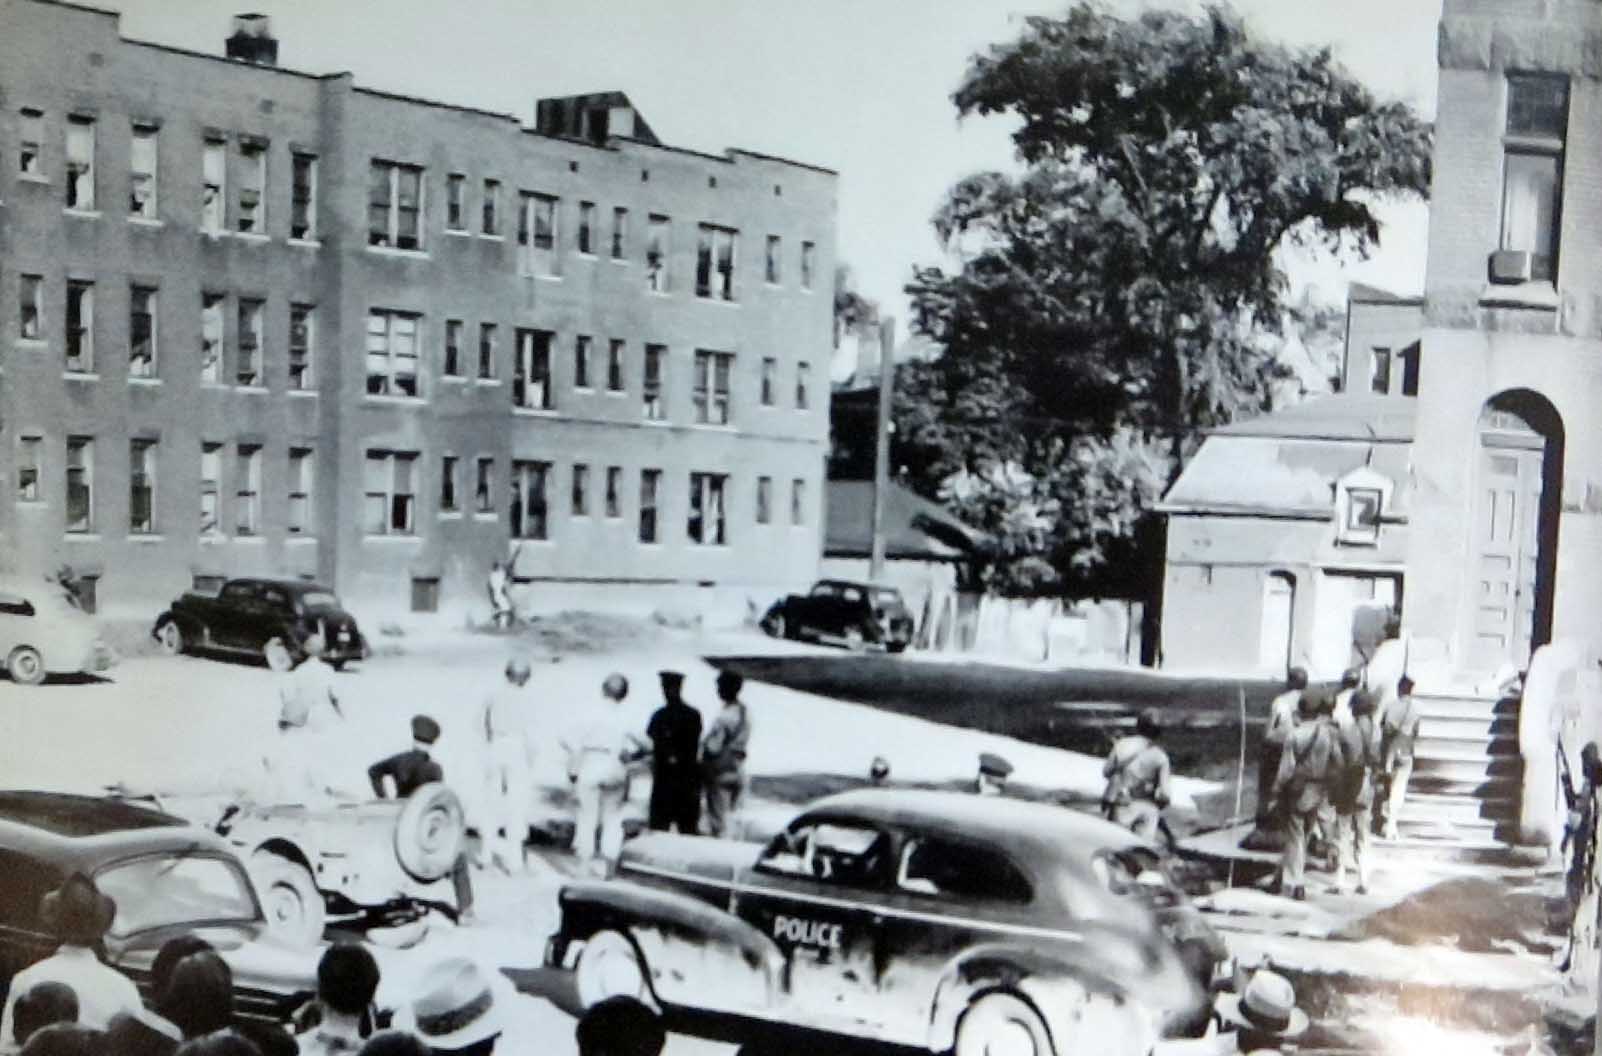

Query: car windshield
[[95, 854, 257, 937], [874, 589, 902, 606], [300, 591, 340, 612], [1091, 845, 1181, 907], [809, 583, 841, 598]]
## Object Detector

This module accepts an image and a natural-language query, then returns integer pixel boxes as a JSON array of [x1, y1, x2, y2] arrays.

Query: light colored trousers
[[485, 735, 530, 870], [1385, 756, 1414, 836], [573, 782, 627, 865], [1334, 804, 1372, 888]]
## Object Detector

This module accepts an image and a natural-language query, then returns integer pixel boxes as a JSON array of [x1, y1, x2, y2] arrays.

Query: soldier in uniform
[[1103, 710, 1172, 839], [974, 753, 1013, 796], [701, 671, 752, 838], [1270, 690, 1346, 900], [368, 715, 474, 921], [646, 671, 702, 834], [1331, 691, 1382, 894]]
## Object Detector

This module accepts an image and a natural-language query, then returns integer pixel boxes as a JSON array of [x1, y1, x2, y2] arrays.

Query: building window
[[474, 457, 494, 514], [202, 138, 226, 233], [288, 446, 313, 534], [765, 235, 781, 284], [446, 173, 466, 231], [200, 442, 221, 534], [482, 178, 501, 236], [760, 356, 776, 406], [129, 285, 157, 378], [696, 224, 737, 301], [290, 152, 317, 239], [1370, 347, 1391, 395], [17, 436, 43, 502], [65, 281, 93, 373], [646, 214, 670, 292], [688, 472, 728, 545], [368, 159, 424, 250], [756, 476, 772, 524], [234, 444, 261, 535], [577, 201, 595, 254], [572, 463, 590, 516], [201, 293, 224, 383], [796, 360, 811, 410], [288, 304, 314, 390], [514, 329, 554, 410], [607, 339, 625, 392], [237, 141, 266, 233], [65, 115, 95, 211], [1399, 342, 1421, 397], [19, 108, 43, 176], [237, 297, 265, 387], [128, 440, 157, 535], [366, 309, 421, 397], [440, 454, 459, 512], [639, 469, 661, 543], [510, 460, 550, 540], [610, 206, 627, 259], [478, 323, 497, 381], [364, 449, 417, 535], [693, 350, 733, 425], [65, 437, 93, 533], [791, 477, 806, 525], [605, 466, 622, 518], [130, 124, 158, 220], [643, 344, 666, 420], [411, 577, 440, 614], [574, 335, 592, 389], [434, 319, 459, 378], [519, 192, 558, 275], [19, 274, 42, 341], [801, 241, 816, 290], [1499, 75, 1569, 284]]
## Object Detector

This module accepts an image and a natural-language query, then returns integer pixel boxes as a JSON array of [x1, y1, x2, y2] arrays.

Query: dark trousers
[[649, 770, 701, 834], [451, 854, 473, 915], [1256, 745, 1284, 823]]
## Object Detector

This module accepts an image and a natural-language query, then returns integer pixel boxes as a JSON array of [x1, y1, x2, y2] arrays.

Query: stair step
[[1396, 810, 1499, 833], [1412, 695, 1517, 721], [1412, 739, 1520, 763], [1396, 793, 1518, 825], [1416, 715, 1503, 740], [1407, 774, 1522, 798], [1410, 754, 1522, 782], [1381, 829, 1512, 852]]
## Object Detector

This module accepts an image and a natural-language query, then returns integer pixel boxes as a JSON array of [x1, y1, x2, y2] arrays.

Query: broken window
[[693, 350, 733, 425], [1499, 75, 1568, 284], [201, 293, 224, 383], [513, 329, 554, 410], [611, 206, 627, 259], [66, 437, 93, 533], [19, 274, 42, 341], [65, 115, 95, 210], [288, 446, 313, 534], [369, 159, 424, 249], [475, 457, 494, 514], [19, 108, 43, 176], [440, 454, 459, 513], [129, 439, 156, 535], [288, 304, 314, 390], [643, 344, 666, 420], [236, 297, 264, 386], [446, 173, 466, 231], [200, 442, 222, 534], [366, 309, 421, 397], [65, 281, 93, 373], [290, 153, 317, 239], [363, 449, 417, 535], [510, 460, 550, 540], [639, 469, 661, 543], [17, 436, 42, 503], [129, 285, 157, 378], [688, 472, 727, 545], [237, 140, 266, 233], [696, 224, 737, 301], [202, 139, 226, 232], [646, 214, 670, 292], [235, 444, 261, 535], [577, 201, 595, 254], [130, 124, 158, 219]]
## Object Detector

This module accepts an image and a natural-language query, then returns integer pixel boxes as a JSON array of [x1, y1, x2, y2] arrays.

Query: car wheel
[[761, 612, 787, 640], [575, 930, 654, 1010], [250, 849, 325, 947], [887, 641, 908, 655], [844, 626, 866, 652], [395, 782, 466, 882], [263, 636, 294, 672], [329, 659, 348, 673], [955, 992, 1054, 1056], [156, 620, 186, 656], [6, 646, 46, 686]]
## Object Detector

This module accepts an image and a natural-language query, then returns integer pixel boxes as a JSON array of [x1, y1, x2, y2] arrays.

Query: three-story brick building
[[0, 0, 835, 620]]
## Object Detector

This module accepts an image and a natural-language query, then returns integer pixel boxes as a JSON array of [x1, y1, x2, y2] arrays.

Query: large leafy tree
[[899, 2, 1431, 595]]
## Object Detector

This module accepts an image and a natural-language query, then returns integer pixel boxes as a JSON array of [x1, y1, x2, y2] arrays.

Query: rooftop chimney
[[226, 13, 278, 66]]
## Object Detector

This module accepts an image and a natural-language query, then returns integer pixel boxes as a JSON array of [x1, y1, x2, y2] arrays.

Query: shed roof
[[825, 481, 985, 561]]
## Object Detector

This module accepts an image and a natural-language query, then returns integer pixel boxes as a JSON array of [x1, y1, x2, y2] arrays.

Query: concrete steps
[[1397, 691, 1523, 852]]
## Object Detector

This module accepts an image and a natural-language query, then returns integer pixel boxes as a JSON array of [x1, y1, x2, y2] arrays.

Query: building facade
[[0, 0, 836, 620], [1406, 0, 1602, 675]]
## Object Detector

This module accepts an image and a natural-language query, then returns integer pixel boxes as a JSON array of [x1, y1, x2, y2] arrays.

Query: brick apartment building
[[0, 0, 836, 620]]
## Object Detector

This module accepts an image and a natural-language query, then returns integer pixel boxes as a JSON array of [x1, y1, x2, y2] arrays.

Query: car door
[[733, 818, 893, 1037], [254, 585, 294, 651], [211, 581, 258, 648], [0, 590, 35, 655]]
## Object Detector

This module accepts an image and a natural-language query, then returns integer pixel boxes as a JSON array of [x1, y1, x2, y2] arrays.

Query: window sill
[[233, 535, 266, 544], [646, 289, 672, 298], [445, 227, 472, 238], [15, 339, 48, 351], [641, 417, 672, 426], [127, 216, 164, 228], [472, 512, 498, 522], [363, 534, 422, 542], [233, 231, 270, 243], [287, 388, 318, 398], [128, 376, 162, 386], [287, 237, 321, 249], [440, 375, 467, 384], [17, 172, 50, 186], [609, 257, 628, 266], [695, 295, 740, 307], [573, 385, 595, 394], [128, 534, 165, 543], [64, 371, 100, 381], [691, 422, 736, 431], [1479, 281, 1559, 311], [638, 540, 663, 548], [200, 534, 226, 544], [199, 226, 228, 238], [512, 537, 554, 545], [363, 394, 427, 405], [16, 500, 46, 508], [63, 208, 102, 219], [532, 273, 563, 283], [236, 384, 269, 394], [438, 510, 464, 520], [201, 380, 229, 390], [286, 534, 317, 543], [605, 389, 627, 398], [366, 245, 430, 260], [574, 251, 597, 261], [479, 233, 505, 243], [64, 533, 101, 541], [476, 378, 503, 387], [513, 407, 559, 417]]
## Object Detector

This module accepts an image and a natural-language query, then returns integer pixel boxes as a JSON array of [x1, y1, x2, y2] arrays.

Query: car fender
[[557, 879, 783, 1005], [153, 608, 201, 642], [924, 941, 1152, 1055]]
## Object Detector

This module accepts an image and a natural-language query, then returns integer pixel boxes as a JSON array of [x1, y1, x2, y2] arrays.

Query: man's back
[[371, 749, 443, 799], [649, 702, 701, 772]]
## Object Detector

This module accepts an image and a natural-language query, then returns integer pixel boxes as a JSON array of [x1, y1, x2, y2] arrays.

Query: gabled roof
[[825, 481, 985, 561], [1210, 394, 1417, 442], [1347, 281, 1423, 306]]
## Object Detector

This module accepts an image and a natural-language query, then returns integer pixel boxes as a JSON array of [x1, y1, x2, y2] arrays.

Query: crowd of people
[[0, 873, 669, 1056]]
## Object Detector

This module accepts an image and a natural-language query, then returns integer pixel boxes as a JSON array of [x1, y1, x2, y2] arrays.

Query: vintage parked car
[[214, 783, 468, 948], [759, 579, 915, 652], [0, 574, 113, 685], [152, 578, 366, 672], [546, 789, 1228, 1056], [0, 790, 318, 1020]]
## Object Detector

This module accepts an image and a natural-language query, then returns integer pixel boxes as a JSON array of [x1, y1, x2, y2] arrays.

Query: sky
[[101, 0, 1443, 327]]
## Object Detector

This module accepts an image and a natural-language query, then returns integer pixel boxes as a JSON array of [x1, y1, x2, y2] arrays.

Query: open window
[[1333, 466, 1393, 547], [756, 820, 888, 889], [895, 836, 1032, 904]]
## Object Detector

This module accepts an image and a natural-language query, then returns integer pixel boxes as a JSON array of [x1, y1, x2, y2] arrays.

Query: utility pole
[[869, 317, 895, 581]]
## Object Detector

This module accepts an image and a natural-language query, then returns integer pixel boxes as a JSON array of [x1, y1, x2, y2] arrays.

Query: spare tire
[[395, 782, 465, 882]]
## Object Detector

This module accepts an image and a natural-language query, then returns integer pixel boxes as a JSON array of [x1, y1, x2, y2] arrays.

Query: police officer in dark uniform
[[646, 671, 703, 834], [368, 715, 475, 921]]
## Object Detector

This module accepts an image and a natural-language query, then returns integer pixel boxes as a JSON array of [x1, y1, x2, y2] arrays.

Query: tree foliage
[[899, 2, 1431, 595]]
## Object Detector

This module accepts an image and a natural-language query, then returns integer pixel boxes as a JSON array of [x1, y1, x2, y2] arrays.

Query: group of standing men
[[1253, 666, 1422, 899]]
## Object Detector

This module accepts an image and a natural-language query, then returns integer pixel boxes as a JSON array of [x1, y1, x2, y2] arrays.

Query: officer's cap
[[412, 714, 441, 745], [659, 670, 685, 693], [978, 752, 1013, 779]]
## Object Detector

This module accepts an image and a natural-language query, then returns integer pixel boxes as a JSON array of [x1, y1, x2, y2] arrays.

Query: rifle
[[1559, 746, 1580, 856]]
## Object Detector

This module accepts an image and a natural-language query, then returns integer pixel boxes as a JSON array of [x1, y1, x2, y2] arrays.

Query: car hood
[[618, 832, 764, 886]]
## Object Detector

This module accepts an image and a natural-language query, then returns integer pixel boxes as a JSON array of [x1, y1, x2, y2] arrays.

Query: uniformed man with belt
[[646, 671, 702, 833], [368, 714, 475, 921]]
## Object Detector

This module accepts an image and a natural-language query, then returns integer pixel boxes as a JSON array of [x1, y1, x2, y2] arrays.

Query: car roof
[[799, 788, 1150, 873], [815, 579, 902, 592], [0, 791, 236, 871], [230, 578, 333, 595]]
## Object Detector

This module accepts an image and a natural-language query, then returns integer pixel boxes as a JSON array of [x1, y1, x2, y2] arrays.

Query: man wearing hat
[[1270, 689, 1346, 900], [1102, 710, 1172, 839], [0, 874, 142, 1051], [479, 657, 535, 873], [700, 670, 752, 837], [392, 958, 514, 1056], [369, 716, 474, 920], [868, 756, 892, 787], [645, 670, 703, 833], [561, 674, 646, 872], [1213, 967, 1308, 1053], [974, 752, 1012, 796]]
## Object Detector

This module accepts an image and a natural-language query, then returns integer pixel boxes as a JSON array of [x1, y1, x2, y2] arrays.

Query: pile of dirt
[[479, 611, 673, 655], [1288, 973, 1554, 1054], [1332, 875, 1562, 957]]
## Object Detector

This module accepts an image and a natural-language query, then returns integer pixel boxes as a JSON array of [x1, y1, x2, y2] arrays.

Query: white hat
[[391, 958, 508, 1049]]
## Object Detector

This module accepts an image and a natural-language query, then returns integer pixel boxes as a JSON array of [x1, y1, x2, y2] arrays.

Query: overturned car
[[547, 788, 1227, 1056]]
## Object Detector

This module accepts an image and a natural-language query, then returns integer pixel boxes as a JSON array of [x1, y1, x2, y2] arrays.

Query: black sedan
[[760, 579, 915, 653]]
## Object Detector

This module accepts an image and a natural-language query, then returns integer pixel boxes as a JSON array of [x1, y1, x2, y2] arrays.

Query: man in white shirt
[[563, 673, 645, 873], [280, 633, 343, 735], [481, 656, 535, 873], [0, 874, 142, 1053]]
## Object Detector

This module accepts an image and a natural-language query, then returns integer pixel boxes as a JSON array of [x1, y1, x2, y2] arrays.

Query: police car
[[546, 789, 1226, 1056]]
